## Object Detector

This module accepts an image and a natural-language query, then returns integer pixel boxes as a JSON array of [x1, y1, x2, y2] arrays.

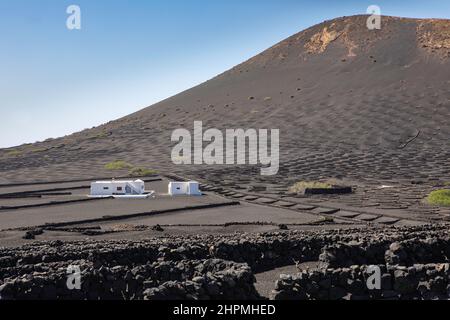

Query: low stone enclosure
[[0, 225, 449, 300]]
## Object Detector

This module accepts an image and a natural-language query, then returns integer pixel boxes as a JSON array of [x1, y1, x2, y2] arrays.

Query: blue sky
[[1, 0, 449, 148]]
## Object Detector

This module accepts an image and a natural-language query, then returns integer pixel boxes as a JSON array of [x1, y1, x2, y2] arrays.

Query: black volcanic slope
[[1, 15, 450, 190]]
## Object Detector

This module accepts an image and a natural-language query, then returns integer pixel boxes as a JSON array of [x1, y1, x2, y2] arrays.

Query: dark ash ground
[[1, 16, 450, 300]]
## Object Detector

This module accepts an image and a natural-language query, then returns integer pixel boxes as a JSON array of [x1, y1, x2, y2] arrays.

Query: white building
[[168, 181, 202, 196], [90, 179, 146, 197]]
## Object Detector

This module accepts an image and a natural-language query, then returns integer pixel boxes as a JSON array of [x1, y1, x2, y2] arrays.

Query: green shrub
[[129, 167, 157, 177], [427, 189, 450, 207], [104, 160, 133, 170], [6, 150, 22, 157], [92, 131, 110, 139]]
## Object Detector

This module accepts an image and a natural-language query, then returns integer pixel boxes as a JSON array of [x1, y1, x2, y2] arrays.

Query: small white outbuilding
[[90, 179, 146, 197], [168, 181, 202, 196]]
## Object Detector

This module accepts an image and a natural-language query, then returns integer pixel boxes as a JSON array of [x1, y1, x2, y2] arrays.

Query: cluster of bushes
[[427, 189, 450, 207], [104, 160, 156, 177]]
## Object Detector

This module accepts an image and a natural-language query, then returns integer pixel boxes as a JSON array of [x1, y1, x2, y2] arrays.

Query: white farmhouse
[[90, 179, 146, 197], [168, 181, 202, 196]]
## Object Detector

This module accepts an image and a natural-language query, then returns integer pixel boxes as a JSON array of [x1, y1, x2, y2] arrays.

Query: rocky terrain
[[1, 225, 449, 300]]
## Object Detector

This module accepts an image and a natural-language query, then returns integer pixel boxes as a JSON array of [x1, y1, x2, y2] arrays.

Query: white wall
[[90, 181, 145, 196], [168, 182, 201, 196]]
